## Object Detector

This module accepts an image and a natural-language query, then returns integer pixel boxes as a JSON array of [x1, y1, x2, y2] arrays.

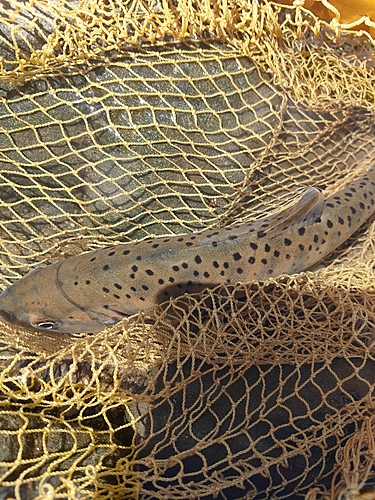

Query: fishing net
[[1, 0, 375, 498]]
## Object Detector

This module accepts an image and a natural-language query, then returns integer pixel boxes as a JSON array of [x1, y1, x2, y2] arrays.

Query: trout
[[0, 167, 374, 333]]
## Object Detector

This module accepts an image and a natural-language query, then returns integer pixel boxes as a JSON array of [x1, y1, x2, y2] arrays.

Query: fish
[[0, 167, 375, 334]]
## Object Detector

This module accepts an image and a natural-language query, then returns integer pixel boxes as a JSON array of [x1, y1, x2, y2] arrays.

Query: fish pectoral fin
[[258, 187, 324, 237]]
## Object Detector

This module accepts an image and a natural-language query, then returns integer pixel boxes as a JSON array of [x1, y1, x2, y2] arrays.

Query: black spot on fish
[[228, 235, 238, 240], [114, 294, 120, 299], [224, 262, 229, 269], [261, 258, 267, 265], [298, 227, 306, 236], [233, 253, 242, 261], [327, 220, 333, 228], [168, 277, 174, 283], [195, 255, 202, 264], [237, 268, 243, 274], [250, 242, 258, 250], [74, 281, 78, 286], [139, 297, 145, 301], [350, 206, 356, 214], [103, 287, 109, 293], [186, 242, 193, 247], [338, 217, 344, 225], [213, 261, 219, 268], [163, 239, 170, 243], [313, 235, 319, 243], [132, 265, 138, 272], [326, 203, 335, 207], [103, 264, 109, 271], [114, 283, 122, 290], [142, 285, 149, 291], [130, 274, 135, 279], [146, 269, 154, 276], [360, 202, 365, 210], [182, 262, 188, 269], [298, 244, 304, 251], [172, 265, 179, 272], [284, 238, 292, 246], [187, 281, 193, 286], [90, 257, 96, 262], [86, 280, 91, 285], [274, 250, 280, 258], [163, 291, 169, 297], [258, 231, 266, 238], [136, 256, 142, 261], [203, 271, 210, 278], [123, 250, 130, 255], [152, 244, 159, 249], [158, 279, 164, 285], [177, 238, 184, 242], [193, 270, 199, 277], [248, 256, 255, 264], [126, 294, 131, 299], [264, 244, 270, 253], [108, 251, 115, 256], [212, 241, 218, 248]]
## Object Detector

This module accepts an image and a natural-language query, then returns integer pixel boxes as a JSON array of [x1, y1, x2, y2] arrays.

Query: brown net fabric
[[1, 0, 375, 498]]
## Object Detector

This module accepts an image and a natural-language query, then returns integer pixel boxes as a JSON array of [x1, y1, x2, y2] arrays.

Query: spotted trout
[[0, 167, 374, 334]]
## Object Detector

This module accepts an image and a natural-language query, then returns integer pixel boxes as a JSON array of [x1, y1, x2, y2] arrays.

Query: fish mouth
[[0, 309, 17, 322], [102, 305, 131, 319], [85, 305, 131, 329], [0, 308, 30, 329]]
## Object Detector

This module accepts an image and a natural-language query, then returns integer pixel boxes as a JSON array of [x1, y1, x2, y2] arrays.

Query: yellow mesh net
[[1, 0, 375, 498]]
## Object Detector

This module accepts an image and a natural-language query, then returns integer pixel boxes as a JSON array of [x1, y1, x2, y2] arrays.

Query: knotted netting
[[1, 0, 375, 498]]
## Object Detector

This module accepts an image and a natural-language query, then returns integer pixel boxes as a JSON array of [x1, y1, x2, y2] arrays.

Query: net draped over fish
[[1, 0, 375, 498]]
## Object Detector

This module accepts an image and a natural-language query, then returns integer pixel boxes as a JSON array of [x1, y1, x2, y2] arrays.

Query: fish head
[[0, 265, 107, 334]]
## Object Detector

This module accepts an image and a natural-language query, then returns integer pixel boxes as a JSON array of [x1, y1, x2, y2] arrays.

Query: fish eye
[[32, 320, 61, 330]]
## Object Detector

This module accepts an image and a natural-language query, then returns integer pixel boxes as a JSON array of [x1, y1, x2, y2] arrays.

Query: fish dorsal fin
[[257, 187, 324, 238]]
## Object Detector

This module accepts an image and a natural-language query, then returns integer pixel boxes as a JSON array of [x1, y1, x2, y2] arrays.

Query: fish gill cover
[[0, 0, 375, 498]]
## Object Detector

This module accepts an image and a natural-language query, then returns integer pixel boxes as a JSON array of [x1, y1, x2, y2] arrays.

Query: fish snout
[[0, 308, 17, 323], [0, 288, 29, 325]]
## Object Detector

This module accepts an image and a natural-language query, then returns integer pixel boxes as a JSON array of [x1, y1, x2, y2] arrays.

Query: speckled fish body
[[1, 167, 375, 333]]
